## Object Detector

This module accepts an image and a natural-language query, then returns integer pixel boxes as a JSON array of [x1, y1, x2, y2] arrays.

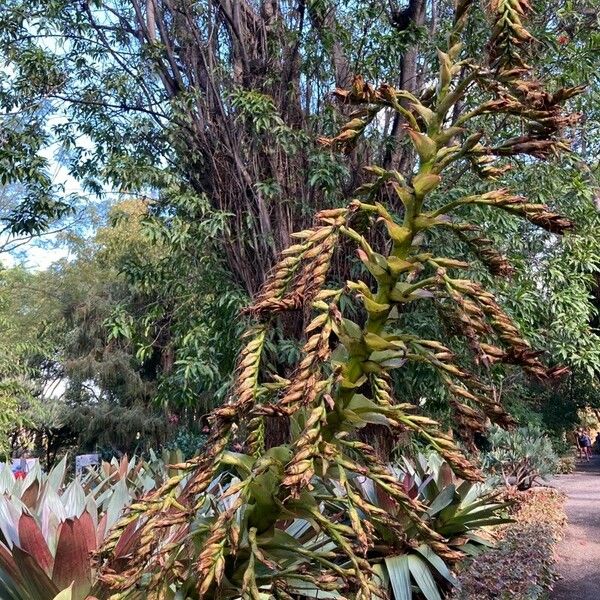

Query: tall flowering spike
[[501, 202, 574, 234], [249, 209, 347, 313], [273, 291, 341, 414], [488, 0, 533, 69], [456, 230, 515, 277], [454, 0, 476, 33], [233, 326, 267, 409], [96, 1, 581, 597], [282, 402, 327, 490]]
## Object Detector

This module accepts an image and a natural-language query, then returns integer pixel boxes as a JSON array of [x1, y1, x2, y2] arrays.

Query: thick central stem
[[327, 156, 434, 432]]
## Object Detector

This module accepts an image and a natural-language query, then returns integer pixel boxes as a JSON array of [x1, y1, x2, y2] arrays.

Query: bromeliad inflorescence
[[97, 1, 581, 598]]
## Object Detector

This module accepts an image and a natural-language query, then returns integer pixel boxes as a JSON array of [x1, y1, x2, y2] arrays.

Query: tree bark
[[385, 0, 427, 173]]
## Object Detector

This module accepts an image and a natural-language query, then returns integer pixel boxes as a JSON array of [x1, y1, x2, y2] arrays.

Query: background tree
[[0, 264, 60, 457], [0, 0, 598, 455]]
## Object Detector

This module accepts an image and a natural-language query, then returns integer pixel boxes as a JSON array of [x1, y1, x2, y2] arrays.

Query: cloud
[[22, 244, 70, 270]]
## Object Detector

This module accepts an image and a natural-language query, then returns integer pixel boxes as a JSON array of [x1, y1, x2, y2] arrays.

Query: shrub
[[81, 451, 172, 497], [556, 456, 576, 474], [394, 453, 511, 553], [481, 426, 559, 490], [0, 455, 170, 600], [164, 427, 208, 459], [97, 451, 510, 600], [451, 488, 566, 599], [357, 453, 511, 598], [549, 435, 573, 458]]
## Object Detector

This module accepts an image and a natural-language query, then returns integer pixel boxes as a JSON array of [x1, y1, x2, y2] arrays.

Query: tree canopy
[[0, 0, 598, 461]]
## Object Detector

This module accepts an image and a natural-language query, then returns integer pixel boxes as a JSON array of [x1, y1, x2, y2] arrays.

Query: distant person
[[579, 429, 592, 461], [576, 428, 583, 459], [595, 432, 600, 454]]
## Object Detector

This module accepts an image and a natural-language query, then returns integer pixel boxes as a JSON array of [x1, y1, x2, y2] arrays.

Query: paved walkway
[[552, 456, 600, 599]]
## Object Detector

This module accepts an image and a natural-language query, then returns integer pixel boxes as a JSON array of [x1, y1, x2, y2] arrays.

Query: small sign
[[76, 453, 100, 475], [11, 458, 37, 475]]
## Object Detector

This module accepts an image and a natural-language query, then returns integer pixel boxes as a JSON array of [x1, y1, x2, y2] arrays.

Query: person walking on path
[[578, 429, 592, 461], [575, 428, 583, 459]]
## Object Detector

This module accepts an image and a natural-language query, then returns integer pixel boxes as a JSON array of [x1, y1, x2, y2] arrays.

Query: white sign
[[76, 453, 100, 475]]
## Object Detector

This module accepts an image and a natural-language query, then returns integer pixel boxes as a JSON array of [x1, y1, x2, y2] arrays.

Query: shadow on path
[[551, 455, 600, 599]]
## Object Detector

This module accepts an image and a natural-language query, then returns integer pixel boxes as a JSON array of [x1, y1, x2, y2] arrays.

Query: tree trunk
[[385, 0, 427, 173]]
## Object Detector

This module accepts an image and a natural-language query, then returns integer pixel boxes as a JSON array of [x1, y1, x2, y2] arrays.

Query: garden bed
[[449, 487, 566, 600]]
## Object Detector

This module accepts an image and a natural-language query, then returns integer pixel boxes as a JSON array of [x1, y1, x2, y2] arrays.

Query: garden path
[[551, 455, 600, 599]]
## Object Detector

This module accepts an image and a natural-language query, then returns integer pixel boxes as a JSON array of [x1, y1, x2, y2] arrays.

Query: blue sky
[[0, 119, 104, 270]]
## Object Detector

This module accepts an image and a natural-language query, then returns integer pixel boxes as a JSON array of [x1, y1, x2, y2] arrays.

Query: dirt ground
[[552, 456, 600, 599]]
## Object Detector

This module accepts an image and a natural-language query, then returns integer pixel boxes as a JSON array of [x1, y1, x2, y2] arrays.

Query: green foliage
[[396, 454, 510, 549], [501, 164, 600, 378], [1, 197, 248, 458], [0, 265, 59, 454], [82, 453, 171, 499], [100, 198, 248, 409], [537, 371, 600, 434], [0, 224, 174, 459], [366, 453, 509, 599], [0, 139, 72, 236], [482, 426, 559, 491], [503, 396, 544, 431], [62, 403, 170, 457], [164, 427, 207, 460]]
